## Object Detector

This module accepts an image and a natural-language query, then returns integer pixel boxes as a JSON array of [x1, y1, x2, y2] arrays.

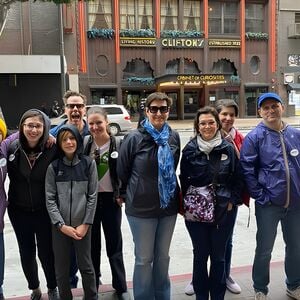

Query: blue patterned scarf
[[143, 118, 177, 208]]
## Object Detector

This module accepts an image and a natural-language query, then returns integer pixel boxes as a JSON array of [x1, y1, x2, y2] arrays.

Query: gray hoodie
[[45, 124, 98, 227]]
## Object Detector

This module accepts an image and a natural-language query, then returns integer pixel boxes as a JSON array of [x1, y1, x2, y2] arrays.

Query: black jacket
[[117, 126, 181, 218], [180, 137, 243, 224], [7, 109, 57, 212]]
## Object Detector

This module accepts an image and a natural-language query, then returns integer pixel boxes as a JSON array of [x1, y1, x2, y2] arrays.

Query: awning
[[0, 55, 62, 73], [287, 83, 300, 90], [89, 85, 118, 89], [244, 83, 269, 87]]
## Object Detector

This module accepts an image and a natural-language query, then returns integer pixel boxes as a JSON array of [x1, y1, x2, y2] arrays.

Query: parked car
[[50, 104, 133, 136]]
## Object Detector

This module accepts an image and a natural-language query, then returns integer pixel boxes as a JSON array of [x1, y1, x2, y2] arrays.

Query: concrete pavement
[[4, 116, 300, 300], [166, 116, 300, 131]]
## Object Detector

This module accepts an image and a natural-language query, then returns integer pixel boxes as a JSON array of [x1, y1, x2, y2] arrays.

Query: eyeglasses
[[148, 106, 169, 114], [65, 103, 85, 109], [199, 121, 216, 128], [23, 123, 44, 130]]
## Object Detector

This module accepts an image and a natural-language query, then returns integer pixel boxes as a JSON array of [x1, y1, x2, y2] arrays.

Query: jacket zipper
[[70, 160, 73, 226], [23, 150, 43, 211], [279, 132, 290, 208]]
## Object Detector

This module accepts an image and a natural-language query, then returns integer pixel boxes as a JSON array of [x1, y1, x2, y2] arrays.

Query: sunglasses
[[65, 103, 85, 109], [148, 106, 169, 114]]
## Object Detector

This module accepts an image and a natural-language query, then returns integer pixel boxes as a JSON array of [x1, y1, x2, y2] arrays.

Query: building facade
[[277, 0, 300, 116], [0, 1, 79, 128], [1, 0, 299, 127], [82, 0, 282, 118]]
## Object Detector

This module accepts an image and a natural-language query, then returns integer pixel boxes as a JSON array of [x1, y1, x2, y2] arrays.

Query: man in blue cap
[[240, 92, 300, 300]]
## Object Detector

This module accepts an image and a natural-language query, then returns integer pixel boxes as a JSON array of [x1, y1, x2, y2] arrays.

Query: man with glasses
[[240, 92, 300, 300], [50, 90, 89, 138], [50, 90, 89, 289]]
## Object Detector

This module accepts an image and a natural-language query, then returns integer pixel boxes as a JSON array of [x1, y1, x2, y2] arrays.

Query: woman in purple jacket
[[0, 119, 20, 299], [0, 118, 8, 300]]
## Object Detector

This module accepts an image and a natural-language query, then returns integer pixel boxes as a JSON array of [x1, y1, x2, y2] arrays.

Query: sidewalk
[[5, 116, 299, 300], [6, 261, 290, 300], [166, 116, 300, 131]]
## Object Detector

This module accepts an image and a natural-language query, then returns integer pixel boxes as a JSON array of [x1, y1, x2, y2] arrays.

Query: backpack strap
[[83, 135, 93, 155]]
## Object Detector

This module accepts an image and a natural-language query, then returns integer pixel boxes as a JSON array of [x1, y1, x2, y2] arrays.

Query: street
[[2, 130, 285, 298]]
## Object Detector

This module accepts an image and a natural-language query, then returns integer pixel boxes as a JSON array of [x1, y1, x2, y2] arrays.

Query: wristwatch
[[56, 222, 65, 229]]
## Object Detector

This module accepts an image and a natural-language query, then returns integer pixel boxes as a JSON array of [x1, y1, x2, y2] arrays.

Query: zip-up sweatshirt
[[45, 124, 97, 227], [7, 110, 57, 212]]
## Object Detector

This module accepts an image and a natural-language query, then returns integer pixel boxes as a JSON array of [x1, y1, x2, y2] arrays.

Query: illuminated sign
[[208, 39, 241, 48], [176, 74, 226, 84], [161, 38, 204, 48], [120, 38, 156, 47]]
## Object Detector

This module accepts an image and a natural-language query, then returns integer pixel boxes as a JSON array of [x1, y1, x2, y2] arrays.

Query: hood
[[19, 109, 51, 151], [56, 124, 83, 157]]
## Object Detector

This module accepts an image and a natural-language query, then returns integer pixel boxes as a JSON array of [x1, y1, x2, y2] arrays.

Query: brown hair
[[215, 99, 239, 116], [86, 106, 108, 120], [193, 106, 222, 135], [57, 130, 75, 148], [63, 90, 87, 105], [20, 110, 44, 128], [86, 106, 111, 135], [145, 92, 172, 108]]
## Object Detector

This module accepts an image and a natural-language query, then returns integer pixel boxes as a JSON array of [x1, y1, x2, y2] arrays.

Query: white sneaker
[[254, 291, 267, 300], [226, 276, 241, 294], [184, 281, 195, 296], [287, 286, 300, 300]]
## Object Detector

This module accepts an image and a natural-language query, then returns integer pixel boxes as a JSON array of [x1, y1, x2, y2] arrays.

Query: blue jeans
[[185, 209, 236, 300], [127, 214, 177, 300], [253, 203, 300, 294]]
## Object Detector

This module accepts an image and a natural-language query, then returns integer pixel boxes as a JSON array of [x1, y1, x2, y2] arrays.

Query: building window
[[208, 1, 238, 34], [184, 1, 201, 31], [123, 58, 154, 79], [120, 0, 153, 30], [211, 58, 237, 75], [249, 56, 260, 75], [161, 0, 178, 31], [138, 0, 153, 29], [88, 0, 112, 29], [166, 59, 179, 74], [245, 3, 264, 32]]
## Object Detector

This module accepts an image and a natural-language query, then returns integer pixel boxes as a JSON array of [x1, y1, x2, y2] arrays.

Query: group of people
[[0, 90, 299, 300], [0, 91, 130, 300], [117, 91, 300, 300]]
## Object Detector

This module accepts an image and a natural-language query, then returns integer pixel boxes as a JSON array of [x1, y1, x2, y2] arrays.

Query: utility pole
[[58, 4, 66, 99]]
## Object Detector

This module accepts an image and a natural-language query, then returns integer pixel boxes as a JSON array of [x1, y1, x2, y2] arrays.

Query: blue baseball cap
[[257, 92, 283, 108]]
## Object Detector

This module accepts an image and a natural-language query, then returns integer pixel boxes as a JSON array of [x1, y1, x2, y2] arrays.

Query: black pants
[[91, 192, 127, 293], [8, 206, 57, 290]]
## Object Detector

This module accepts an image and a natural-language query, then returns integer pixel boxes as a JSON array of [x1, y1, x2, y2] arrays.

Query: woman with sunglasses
[[117, 92, 181, 300], [6, 109, 59, 300], [83, 106, 130, 300]]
